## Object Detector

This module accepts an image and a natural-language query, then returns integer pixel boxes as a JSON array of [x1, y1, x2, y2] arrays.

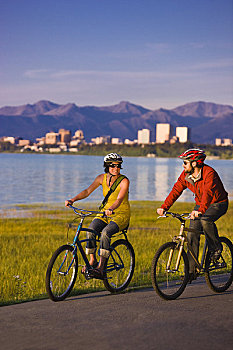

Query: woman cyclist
[[65, 153, 130, 279]]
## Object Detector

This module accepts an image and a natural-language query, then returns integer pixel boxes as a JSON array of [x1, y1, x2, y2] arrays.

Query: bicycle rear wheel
[[205, 236, 233, 293], [46, 244, 78, 302], [104, 239, 135, 293], [151, 241, 189, 300]]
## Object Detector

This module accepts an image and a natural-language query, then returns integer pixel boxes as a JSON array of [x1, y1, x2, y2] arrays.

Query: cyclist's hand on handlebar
[[65, 199, 74, 207], [104, 209, 114, 216], [157, 208, 165, 216], [190, 210, 202, 220]]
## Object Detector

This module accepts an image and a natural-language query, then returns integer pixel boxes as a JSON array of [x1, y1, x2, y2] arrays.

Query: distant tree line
[[77, 142, 233, 159], [0, 141, 232, 159]]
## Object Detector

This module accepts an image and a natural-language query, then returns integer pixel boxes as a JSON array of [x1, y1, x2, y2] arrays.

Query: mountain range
[[0, 100, 232, 144]]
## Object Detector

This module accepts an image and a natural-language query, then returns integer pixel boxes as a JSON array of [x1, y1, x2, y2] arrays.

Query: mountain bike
[[151, 212, 233, 300], [46, 205, 135, 302]]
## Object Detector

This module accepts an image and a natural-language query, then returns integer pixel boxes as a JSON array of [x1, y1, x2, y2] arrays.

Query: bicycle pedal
[[84, 271, 94, 280], [213, 261, 226, 268]]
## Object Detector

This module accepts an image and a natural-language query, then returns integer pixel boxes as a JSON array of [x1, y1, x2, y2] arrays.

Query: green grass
[[0, 201, 232, 306]]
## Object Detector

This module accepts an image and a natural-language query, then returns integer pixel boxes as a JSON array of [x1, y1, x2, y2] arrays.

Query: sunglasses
[[109, 164, 121, 168], [183, 161, 190, 165]]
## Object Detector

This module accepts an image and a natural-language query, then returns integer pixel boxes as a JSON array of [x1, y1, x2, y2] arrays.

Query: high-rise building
[[70, 129, 85, 146], [215, 138, 232, 146], [111, 138, 122, 144], [138, 129, 150, 144], [59, 129, 71, 143], [156, 123, 173, 143], [176, 127, 190, 143], [74, 130, 84, 140], [45, 132, 60, 144], [91, 136, 111, 144], [215, 138, 222, 146], [223, 138, 232, 146]]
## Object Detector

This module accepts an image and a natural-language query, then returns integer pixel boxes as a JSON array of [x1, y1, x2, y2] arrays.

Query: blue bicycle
[[46, 206, 135, 302]]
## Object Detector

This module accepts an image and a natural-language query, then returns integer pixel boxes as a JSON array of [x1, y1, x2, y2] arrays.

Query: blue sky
[[0, 0, 233, 109]]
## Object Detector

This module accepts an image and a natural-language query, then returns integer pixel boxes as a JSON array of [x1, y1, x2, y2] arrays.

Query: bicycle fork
[[167, 226, 185, 273], [57, 245, 77, 276]]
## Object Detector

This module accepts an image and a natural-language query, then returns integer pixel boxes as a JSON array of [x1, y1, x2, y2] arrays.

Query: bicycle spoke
[[104, 239, 135, 293], [151, 242, 189, 300], [46, 245, 78, 302], [205, 237, 233, 293]]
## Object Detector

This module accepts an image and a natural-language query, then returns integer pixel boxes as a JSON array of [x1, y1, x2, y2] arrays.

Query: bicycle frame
[[46, 205, 135, 301], [162, 212, 208, 274], [152, 211, 233, 301], [65, 206, 128, 274]]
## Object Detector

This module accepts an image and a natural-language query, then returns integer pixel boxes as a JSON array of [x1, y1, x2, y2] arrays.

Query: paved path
[[1, 279, 233, 350]]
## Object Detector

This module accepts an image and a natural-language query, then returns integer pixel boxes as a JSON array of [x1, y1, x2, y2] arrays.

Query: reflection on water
[[0, 153, 232, 205], [155, 160, 169, 201], [127, 157, 195, 203]]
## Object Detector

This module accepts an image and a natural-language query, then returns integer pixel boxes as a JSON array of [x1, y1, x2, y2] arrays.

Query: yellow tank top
[[102, 173, 130, 215]]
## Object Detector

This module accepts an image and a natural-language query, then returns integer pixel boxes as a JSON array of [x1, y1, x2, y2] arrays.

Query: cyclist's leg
[[89, 221, 119, 279], [91, 213, 130, 278], [187, 214, 202, 275], [85, 219, 107, 269], [200, 201, 228, 258], [97, 221, 120, 273], [99, 212, 130, 258], [100, 221, 119, 255], [86, 218, 106, 252]]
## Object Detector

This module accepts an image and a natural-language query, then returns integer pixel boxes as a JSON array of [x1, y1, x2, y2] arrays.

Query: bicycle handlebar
[[158, 211, 191, 220], [67, 205, 114, 217], [68, 205, 103, 216]]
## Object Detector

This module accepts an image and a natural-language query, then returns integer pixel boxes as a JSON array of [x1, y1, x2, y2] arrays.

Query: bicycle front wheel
[[151, 242, 189, 300], [104, 239, 135, 293], [46, 244, 78, 302], [205, 237, 233, 293]]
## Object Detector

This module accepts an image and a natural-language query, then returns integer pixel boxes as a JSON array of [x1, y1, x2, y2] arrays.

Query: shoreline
[[1, 200, 232, 219], [1, 141, 233, 160], [0, 151, 232, 160]]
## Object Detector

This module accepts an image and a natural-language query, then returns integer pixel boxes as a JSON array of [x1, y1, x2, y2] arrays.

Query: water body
[[0, 153, 232, 206]]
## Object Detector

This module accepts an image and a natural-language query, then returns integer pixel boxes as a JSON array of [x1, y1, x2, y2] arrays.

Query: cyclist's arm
[[199, 171, 216, 214], [65, 174, 103, 206], [105, 178, 130, 215]]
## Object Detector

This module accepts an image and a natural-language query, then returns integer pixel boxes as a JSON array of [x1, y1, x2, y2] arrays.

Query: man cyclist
[[157, 149, 228, 282], [65, 153, 130, 280]]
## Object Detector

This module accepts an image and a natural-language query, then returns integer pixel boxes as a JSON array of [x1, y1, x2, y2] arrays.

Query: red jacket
[[161, 164, 228, 214]]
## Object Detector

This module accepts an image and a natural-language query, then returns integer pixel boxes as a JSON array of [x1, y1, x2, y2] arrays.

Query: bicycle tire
[[205, 236, 233, 293], [103, 239, 135, 293], [151, 241, 189, 300], [46, 244, 78, 302]]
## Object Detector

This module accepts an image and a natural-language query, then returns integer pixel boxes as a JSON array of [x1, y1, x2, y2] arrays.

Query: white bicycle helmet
[[103, 153, 123, 173], [104, 153, 123, 164]]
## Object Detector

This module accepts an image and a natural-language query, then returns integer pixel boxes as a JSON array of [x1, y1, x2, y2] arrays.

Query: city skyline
[[1, 0, 233, 110], [2, 123, 232, 153], [0, 124, 198, 149]]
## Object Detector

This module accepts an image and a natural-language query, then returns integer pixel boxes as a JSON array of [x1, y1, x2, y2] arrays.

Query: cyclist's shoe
[[81, 261, 98, 275], [210, 245, 223, 263], [188, 272, 197, 284], [89, 268, 104, 280]]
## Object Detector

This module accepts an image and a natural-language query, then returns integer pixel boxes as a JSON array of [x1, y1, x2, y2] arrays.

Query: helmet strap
[[108, 174, 114, 186], [189, 161, 196, 174]]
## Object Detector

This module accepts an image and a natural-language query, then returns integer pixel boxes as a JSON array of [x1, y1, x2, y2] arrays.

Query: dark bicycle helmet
[[179, 149, 206, 165]]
